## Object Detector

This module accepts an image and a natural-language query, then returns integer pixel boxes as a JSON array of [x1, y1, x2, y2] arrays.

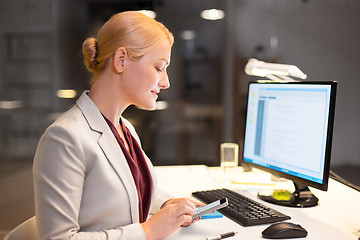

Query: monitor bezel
[[241, 81, 337, 191]]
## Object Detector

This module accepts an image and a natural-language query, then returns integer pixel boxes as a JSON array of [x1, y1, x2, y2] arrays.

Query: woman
[[33, 11, 201, 240]]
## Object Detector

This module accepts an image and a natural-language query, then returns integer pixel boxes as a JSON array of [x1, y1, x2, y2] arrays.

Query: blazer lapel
[[76, 91, 140, 223], [98, 129, 140, 223]]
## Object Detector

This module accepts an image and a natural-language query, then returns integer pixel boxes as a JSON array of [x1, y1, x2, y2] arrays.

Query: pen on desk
[[205, 231, 238, 240]]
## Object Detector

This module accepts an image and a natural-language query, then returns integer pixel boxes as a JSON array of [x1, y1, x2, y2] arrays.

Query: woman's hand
[[141, 198, 203, 240], [160, 198, 204, 226]]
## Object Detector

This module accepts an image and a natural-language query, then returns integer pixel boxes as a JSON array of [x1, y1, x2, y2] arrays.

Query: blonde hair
[[82, 11, 174, 81]]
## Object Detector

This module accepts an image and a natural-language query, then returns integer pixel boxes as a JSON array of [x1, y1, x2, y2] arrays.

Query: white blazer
[[33, 91, 171, 240]]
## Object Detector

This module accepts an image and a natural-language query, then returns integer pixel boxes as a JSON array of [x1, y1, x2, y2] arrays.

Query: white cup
[[220, 143, 239, 172]]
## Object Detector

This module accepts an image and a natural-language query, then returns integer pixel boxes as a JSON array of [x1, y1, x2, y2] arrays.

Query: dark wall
[[233, 0, 360, 166]]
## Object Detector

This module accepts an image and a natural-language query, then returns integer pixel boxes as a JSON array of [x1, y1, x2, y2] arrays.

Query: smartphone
[[192, 197, 228, 219]]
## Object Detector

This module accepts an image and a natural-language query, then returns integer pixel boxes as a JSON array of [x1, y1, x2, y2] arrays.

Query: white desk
[[155, 165, 360, 240]]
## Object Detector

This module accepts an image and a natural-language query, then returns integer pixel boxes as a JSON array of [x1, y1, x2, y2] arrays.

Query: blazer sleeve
[[33, 124, 146, 240]]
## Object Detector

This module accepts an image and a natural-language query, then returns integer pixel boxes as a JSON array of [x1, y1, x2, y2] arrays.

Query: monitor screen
[[242, 81, 337, 207]]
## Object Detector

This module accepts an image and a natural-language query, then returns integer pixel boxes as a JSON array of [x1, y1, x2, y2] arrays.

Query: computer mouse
[[262, 222, 308, 239]]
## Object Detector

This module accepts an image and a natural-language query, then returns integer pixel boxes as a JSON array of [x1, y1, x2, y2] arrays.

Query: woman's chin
[[135, 103, 157, 111]]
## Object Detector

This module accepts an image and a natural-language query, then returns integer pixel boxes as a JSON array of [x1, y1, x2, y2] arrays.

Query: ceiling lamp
[[138, 10, 157, 19], [201, 9, 225, 20]]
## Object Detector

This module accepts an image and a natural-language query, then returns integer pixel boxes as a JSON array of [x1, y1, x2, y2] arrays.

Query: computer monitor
[[242, 81, 337, 207]]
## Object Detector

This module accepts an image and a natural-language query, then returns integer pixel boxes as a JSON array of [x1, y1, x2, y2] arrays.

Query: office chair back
[[4, 216, 38, 240]]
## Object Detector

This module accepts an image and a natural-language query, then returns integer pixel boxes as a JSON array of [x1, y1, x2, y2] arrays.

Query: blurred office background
[[1, 0, 360, 236]]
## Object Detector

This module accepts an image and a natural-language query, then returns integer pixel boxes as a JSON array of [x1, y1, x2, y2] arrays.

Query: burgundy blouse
[[103, 116, 153, 223]]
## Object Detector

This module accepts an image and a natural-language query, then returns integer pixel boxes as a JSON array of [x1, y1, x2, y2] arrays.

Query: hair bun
[[82, 37, 98, 72]]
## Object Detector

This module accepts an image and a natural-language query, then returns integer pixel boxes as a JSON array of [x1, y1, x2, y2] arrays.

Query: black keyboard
[[192, 188, 290, 226]]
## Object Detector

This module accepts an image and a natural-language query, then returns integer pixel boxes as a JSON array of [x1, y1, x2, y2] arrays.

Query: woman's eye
[[156, 67, 162, 72]]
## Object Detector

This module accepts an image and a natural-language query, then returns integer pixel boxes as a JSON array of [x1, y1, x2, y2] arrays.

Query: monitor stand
[[258, 182, 319, 207]]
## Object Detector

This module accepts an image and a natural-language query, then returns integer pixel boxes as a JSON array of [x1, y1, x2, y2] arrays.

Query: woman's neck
[[88, 73, 128, 127]]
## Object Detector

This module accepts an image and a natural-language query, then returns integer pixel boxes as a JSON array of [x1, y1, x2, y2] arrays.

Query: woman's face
[[120, 38, 171, 110]]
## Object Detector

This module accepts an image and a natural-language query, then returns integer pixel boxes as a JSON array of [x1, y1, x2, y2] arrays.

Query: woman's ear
[[113, 47, 127, 73]]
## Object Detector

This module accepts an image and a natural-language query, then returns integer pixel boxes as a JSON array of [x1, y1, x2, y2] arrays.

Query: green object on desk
[[272, 189, 292, 201], [200, 211, 223, 219]]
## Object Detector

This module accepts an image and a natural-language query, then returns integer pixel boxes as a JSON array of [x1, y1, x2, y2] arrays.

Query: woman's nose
[[160, 71, 170, 89]]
